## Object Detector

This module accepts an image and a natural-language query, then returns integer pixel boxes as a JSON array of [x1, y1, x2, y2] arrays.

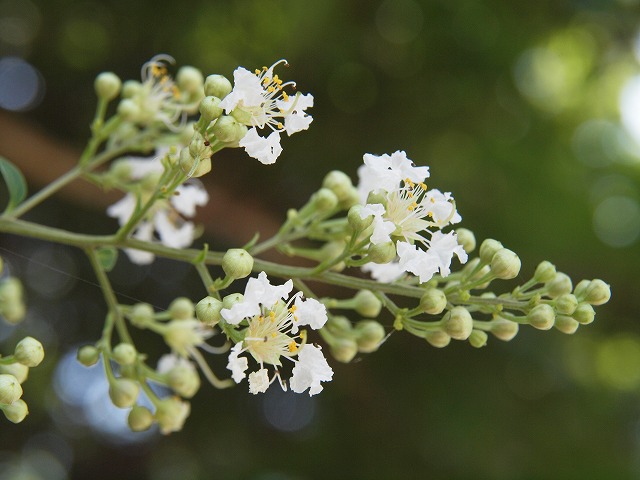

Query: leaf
[[0, 156, 27, 214], [96, 247, 118, 272]]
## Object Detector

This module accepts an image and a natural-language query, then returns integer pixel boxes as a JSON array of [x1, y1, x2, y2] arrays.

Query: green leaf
[[0, 156, 27, 214], [96, 247, 118, 272]]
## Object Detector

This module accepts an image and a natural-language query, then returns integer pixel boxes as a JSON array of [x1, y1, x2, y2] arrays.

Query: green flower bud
[[546, 272, 573, 299], [0, 363, 28, 384], [2, 398, 28, 423], [311, 188, 339, 213], [338, 187, 360, 210], [534, 261, 557, 283], [0, 374, 22, 404], [419, 288, 447, 315], [130, 303, 154, 328], [169, 297, 195, 320], [367, 241, 396, 264], [112, 343, 137, 366], [489, 318, 519, 341], [109, 158, 133, 182], [94, 72, 122, 101], [117, 98, 141, 121], [179, 122, 196, 146], [572, 303, 595, 325], [199, 96, 223, 122], [572, 279, 590, 299], [222, 249, 254, 280], [327, 315, 352, 334], [581, 279, 611, 306], [355, 320, 385, 353], [1, 302, 25, 324], [109, 378, 139, 408], [366, 191, 387, 206], [320, 241, 347, 272], [443, 307, 473, 340], [204, 74, 232, 99], [77, 345, 100, 367], [353, 290, 382, 318], [167, 364, 201, 398], [155, 396, 191, 435], [212, 115, 247, 144], [528, 304, 555, 330], [479, 239, 503, 264], [425, 331, 451, 348], [0, 257, 3, 273], [176, 66, 204, 94], [469, 329, 488, 348], [322, 171, 354, 202], [554, 315, 579, 334], [455, 228, 476, 254], [121, 80, 142, 98], [14, 337, 44, 367], [179, 146, 211, 178], [330, 338, 358, 363], [195, 296, 223, 327], [0, 278, 23, 304], [222, 293, 244, 310], [128, 405, 154, 432], [555, 293, 578, 315], [348, 204, 374, 232], [490, 249, 521, 280]]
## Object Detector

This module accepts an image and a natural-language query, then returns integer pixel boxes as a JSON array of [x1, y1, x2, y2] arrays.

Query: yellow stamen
[[288, 341, 298, 353]]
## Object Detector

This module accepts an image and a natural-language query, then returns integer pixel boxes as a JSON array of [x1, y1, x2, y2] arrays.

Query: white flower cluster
[[357, 151, 468, 283], [222, 272, 333, 395]]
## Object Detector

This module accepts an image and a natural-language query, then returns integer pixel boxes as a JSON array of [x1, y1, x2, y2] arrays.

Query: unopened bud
[[366, 191, 387, 205], [14, 337, 44, 367], [489, 318, 519, 341], [311, 188, 339, 213], [581, 279, 611, 306], [204, 74, 232, 99], [367, 241, 396, 264], [425, 331, 451, 348], [195, 296, 223, 327], [169, 297, 195, 320], [0, 278, 23, 304], [0, 363, 28, 384], [443, 307, 473, 340], [77, 345, 100, 367], [327, 315, 352, 334], [212, 115, 247, 144], [469, 330, 488, 348], [121, 80, 141, 98], [155, 396, 191, 435], [109, 378, 139, 408], [355, 320, 385, 353], [534, 261, 557, 283], [199, 96, 223, 122], [555, 293, 578, 315], [1, 398, 28, 423], [1, 302, 25, 324], [0, 374, 22, 404], [167, 363, 201, 398], [528, 304, 555, 330], [117, 98, 141, 121], [455, 228, 476, 254], [176, 66, 204, 94], [320, 241, 347, 272], [330, 338, 358, 363], [222, 249, 254, 280], [179, 147, 211, 178], [572, 303, 595, 325], [130, 303, 154, 328], [112, 343, 137, 366], [353, 290, 382, 318], [419, 288, 447, 315], [490, 249, 521, 280], [479, 239, 503, 264], [547, 273, 573, 298], [554, 315, 579, 334], [348, 205, 374, 232], [95, 72, 121, 101], [322, 171, 354, 202], [222, 293, 244, 310], [128, 405, 154, 432]]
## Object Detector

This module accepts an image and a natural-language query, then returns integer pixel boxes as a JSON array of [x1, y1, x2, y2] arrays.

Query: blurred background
[[0, 0, 640, 478]]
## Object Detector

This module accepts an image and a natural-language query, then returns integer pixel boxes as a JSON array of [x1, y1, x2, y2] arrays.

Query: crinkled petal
[[248, 368, 271, 394], [290, 297, 327, 334], [397, 241, 439, 283], [171, 183, 209, 217], [227, 343, 248, 383], [107, 193, 137, 226], [290, 344, 333, 396], [239, 128, 283, 165], [362, 261, 405, 283], [154, 210, 195, 249], [124, 221, 156, 265]]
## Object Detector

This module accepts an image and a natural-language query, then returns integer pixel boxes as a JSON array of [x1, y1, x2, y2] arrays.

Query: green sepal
[[0, 156, 28, 214], [96, 247, 119, 272]]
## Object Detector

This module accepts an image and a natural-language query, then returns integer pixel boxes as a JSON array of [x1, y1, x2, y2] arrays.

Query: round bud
[[490, 249, 521, 280], [167, 364, 201, 398], [109, 159, 133, 182], [179, 147, 211, 178], [204, 74, 232, 99], [455, 228, 476, 254], [311, 188, 339, 213], [338, 187, 360, 210], [322, 171, 354, 202], [534, 261, 557, 283], [189, 132, 212, 158], [367, 241, 397, 264], [0, 363, 28, 384], [0, 278, 23, 304], [489, 318, 519, 341], [320, 241, 347, 272], [121, 80, 142, 98], [222, 293, 244, 310], [572, 279, 590, 299], [14, 337, 44, 367], [479, 239, 503, 264], [348, 205, 374, 232], [330, 338, 358, 363], [169, 297, 195, 320], [109, 378, 139, 408], [112, 343, 137, 366], [327, 315, 352, 334], [222, 249, 254, 280], [179, 121, 196, 146], [527, 304, 555, 330], [2, 398, 28, 423], [554, 315, 579, 334], [195, 296, 223, 327], [130, 303, 154, 328], [94, 72, 122, 101], [117, 98, 140, 121], [155, 397, 191, 435], [128, 405, 154, 432], [469, 330, 488, 348], [1, 301, 25, 324], [582, 279, 611, 306], [546, 273, 573, 299], [212, 115, 247, 143], [0, 374, 22, 404], [425, 331, 451, 348], [353, 290, 382, 318], [366, 191, 387, 205], [199, 96, 223, 122], [443, 307, 473, 340], [572, 303, 595, 325], [555, 293, 578, 316], [355, 320, 385, 353], [176, 66, 204, 94], [77, 345, 100, 367], [419, 288, 447, 315]]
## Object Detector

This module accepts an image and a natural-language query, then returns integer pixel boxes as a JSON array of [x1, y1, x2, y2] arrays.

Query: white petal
[[248, 368, 271, 394], [171, 183, 209, 217], [226, 343, 248, 383], [290, 344, 333, 396], [239, 128, 283, 165], [290, 297, 327, 334]]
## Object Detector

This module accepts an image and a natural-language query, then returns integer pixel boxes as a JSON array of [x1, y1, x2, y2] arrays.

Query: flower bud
[[195, 296, 223, 327], [555, 293, 578, 315], [212, 115, 247, 144], [527, 304, 555, 330], [572, 303, 595, 325], [367, 241, 396, 264], [1, 302, 25, 324], [455, 228, 476, 254], [109, 378, 139, 408], [189, 132, 213, 158], [322, 171, 354, 202], [117, 98, 141, 121], [222, 293, 244, 310], [353, 290, 382, 318], [320, 241, 347, 272], [155, 396, 191, 435], [128, 405, 154, 432], [348, 204, 374, 232], [121, 80, 142, 98], [0, 374, 22, 404], [534, 261, 557, 283], [419, 288, 447, 315], [112, 343, 137, 366], [167, 363, 201, 398], [490, 249, 521, 280], [355, 320, 385, 353], [130, 303, 154, 328], [554, 315, 579, 334], [169, 297, 195, 320], [204, 74, 232, 99], [327, 315, 352, 334], [2, 398, 28, 423], [479, 239, 503, 264], [0, 278, 23, 304], [310, 188, 339, 213], [14, 337, 44, 367], [469, 330, 488, 348], [330, 338, 358, 363], [94, 72, 122, 101], [0, 363, 28, 384], [581, 279, 611, 306], [176, 66, 204, 94], [179, 147, 211, 178], [199, 96, 223, 122], [338, 187, 360, 210], [546, 272, 573, 299], [425, 331, 451, 348], [366, 191, 387, 206], [0, 257, 3, 273], [489, 318, 519, 341], [572, 279, 590, 299], [222, 249, 254, 280], [443, 307, 473, 340], [77, 345, 100, 367]]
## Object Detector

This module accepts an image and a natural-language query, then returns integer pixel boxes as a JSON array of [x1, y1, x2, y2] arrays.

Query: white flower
[[161, 319, 211, 357], [396, 231, 468, 283], [361, 261, 405, 283], [357, 151, 430, 202], [290, 344, 334, 396], [359, 203, 396, 245], [290, 297, 328, 334], [423, 230, 468, 277], [239, 128, 282, 165], [227, 343, 249, 383], [248, 368, 271, 394]]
